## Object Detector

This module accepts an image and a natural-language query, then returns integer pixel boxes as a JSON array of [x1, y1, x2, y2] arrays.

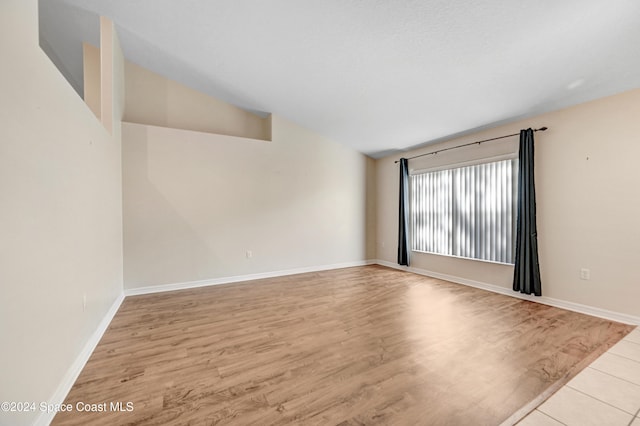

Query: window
[[410, 157, 518, 264]]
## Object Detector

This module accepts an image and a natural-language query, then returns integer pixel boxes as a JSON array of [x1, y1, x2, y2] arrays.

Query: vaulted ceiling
[[39, 0, 640, 158]]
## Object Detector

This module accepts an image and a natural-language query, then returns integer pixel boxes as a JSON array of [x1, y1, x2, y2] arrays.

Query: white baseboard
[[124, 260, 376, 296], [375, 259, 640, 326], [34, 292, 125, 426]]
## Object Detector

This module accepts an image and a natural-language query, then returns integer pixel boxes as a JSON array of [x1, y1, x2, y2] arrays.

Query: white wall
[[100, 16, 125, 141], [376, 89, 640, 318], [82, 43, 101, 119], [0, 2, 123, 425], [122, 116, 375, 289], [124, 60, 271, 141]]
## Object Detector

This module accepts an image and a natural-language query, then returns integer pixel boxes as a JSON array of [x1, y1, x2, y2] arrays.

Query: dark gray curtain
[[513, 129, 542, 296], [398, 158, 410, 266]]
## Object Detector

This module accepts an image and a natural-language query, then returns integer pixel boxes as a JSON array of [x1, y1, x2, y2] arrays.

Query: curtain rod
[[394, 127, 548, 163]]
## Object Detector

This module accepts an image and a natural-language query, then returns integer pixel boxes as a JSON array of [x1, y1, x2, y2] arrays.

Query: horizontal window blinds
[[411, 158, 517, 264]]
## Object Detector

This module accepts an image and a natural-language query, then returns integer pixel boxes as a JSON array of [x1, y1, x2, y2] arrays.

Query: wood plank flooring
[[53, 266, 634, 425]]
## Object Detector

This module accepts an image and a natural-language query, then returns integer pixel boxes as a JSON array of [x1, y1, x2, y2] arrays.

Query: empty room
[[2, 0, 640, 425]]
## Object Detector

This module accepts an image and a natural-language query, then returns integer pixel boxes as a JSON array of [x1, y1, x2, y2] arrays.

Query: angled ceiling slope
[[40, 0, 640, 158]]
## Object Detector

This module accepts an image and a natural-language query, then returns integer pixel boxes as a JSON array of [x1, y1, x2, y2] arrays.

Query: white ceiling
[[40, 0, 640, 158]]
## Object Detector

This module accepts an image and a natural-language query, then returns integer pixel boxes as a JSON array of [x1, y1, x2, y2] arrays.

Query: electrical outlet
[[580, 268, 590, 280], [246, 250, 252, 259]]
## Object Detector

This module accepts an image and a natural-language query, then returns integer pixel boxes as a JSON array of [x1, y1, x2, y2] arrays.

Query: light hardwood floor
[[53, 266, 633, 425]]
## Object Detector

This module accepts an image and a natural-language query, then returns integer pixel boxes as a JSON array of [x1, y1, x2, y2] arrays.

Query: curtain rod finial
[[538, 127, 548, 131]]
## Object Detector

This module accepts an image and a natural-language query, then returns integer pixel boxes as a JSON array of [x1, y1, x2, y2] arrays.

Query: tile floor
[[518, 327, 640, 425]]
